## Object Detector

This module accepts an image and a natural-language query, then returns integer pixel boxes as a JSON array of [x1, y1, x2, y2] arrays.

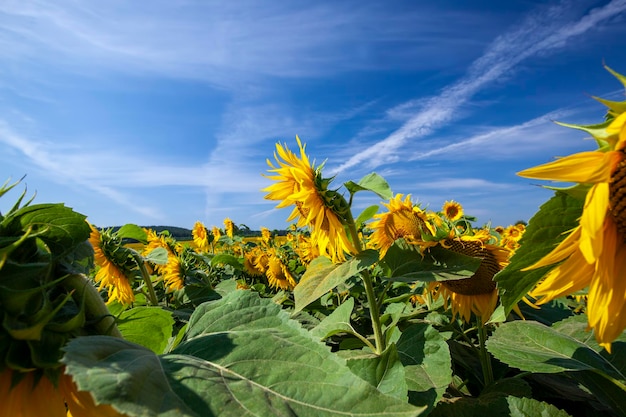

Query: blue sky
[[1, 0, 626, 232]]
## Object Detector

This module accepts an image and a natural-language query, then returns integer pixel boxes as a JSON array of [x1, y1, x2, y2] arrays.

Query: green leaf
[[3, 203, 90, 258], [116, 307, 175, 354], [486, 321, 625, 381], [115, 224, 148, 243], [310, 297, 356, 340], [209, 253, 243, 270], [346, 343, 408, 401], [63, 336, 199, 417], [345, 172, 393, 200], [495, 191, 584, 313], [64, 290, 423, 417], [396, 322, 452, 409], [293, 250, 379, 313], [430, 394, 572, 417], [355, 205, 380, 228], [382, 241, 481, 282], [144, 247, 169, 265]]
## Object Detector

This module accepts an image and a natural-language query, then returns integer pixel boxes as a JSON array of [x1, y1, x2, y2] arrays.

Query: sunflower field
[[2, 67, 626, 417]]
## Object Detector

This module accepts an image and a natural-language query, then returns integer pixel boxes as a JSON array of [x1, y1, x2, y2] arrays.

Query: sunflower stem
[[477, 319, 494, 387], [62, 274, 122, 338], [347, 218, 386, 355], [132, 252, 159, 306]]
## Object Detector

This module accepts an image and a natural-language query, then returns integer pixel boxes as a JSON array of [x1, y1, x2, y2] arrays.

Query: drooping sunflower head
[[265, 250, 296, 290], [261, 227, 272, 244], [162, 254, 185, 292], [369, 194, 438, 258], [223, 218, 235, 239], [89, 224, 135, 306], [263, 136, 355, 262], [428, 232, 511, 323], [442, 200, 464, 222], [244, 246, 268, 277], [192, 221, 210, 252]]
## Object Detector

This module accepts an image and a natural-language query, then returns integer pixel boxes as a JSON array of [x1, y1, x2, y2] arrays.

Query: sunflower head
[[192, 221, 211, 252], [369, 194, 438, 258], [265, 250, 297, 290], [263, 136, 356, 262], [224, 218, 235, 239], [442, 200, 464, 222]]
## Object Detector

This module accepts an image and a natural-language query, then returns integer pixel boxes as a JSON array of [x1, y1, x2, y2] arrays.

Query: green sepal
[[553, 119, 613, 148]]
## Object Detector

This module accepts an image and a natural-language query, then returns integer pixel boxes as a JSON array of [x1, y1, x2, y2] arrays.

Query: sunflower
[[88, 225, 134, 306], [427, 232, 511, 323], [368, 194, 438, 259], [192, 221, 210, 252], [442, 200, 464, 221], [261, 227, 272, 245], [265, 250, 297, 290], [517, 94, 626, 351], [263, 136, 356, 262], [0, 368, 125, 417], [162, 255, 185, 292], [243, 246, 267, 277], [224, 218, 234, 239]]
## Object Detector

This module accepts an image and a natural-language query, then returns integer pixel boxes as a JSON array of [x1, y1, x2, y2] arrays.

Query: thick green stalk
[[477, 319, 494, 387], [347, 219, 386, 355], [132, 252, 159, 306], [63, 274, 122, 338]]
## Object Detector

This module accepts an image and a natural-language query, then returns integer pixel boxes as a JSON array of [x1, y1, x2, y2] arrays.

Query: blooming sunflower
[[261, 227, 272, 245], [0, 368, 126, 417], [88, 225, 134, 306], [265, 249, 297, 290], [517, 98, 626, 351], [263, 136, 356, 262], [428, 232, 511, 323], [442, 200, 464, 222], [192, 221, 210, 252], [368, 194, 438, 259], [162, 255, 185, 292]]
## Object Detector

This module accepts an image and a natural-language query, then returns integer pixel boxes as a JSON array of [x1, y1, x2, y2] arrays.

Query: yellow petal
[[522, 226, 581, 271], [579, 183, 609, 264], [518, 151, 616, 183], [530, 248, 593, 303]]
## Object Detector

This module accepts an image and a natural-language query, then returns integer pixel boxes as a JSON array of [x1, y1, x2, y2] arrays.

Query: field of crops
[[2, 67, 626, 417]]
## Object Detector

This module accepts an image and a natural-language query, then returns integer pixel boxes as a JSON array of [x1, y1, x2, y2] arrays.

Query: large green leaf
[[486, 321, 625, 381], [65, 290, 424, 417], [396, 322, 452, 409], [310, 297, 356, 340], [495, 191, 584, 313], [115, 224, 148, 243], [293, 250, 379, 313], [3, 203, 90, 258], [344, 172, 393, 200], [382, 241, 481, 282], [116, 307, 175, 354], [430, 395, 572, 417], [346, 343, 408, 401]]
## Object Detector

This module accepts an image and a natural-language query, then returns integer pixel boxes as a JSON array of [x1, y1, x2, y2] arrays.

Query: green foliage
[[63, 290, 424, 417], [344, 172, 393, 200], [495, 191, 583, 313], [116, 307, 175, 354]]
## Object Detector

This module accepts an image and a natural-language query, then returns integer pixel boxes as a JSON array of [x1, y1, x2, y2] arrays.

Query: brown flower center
[[609, 152, 626, 240], [440, 239, 499, 296]]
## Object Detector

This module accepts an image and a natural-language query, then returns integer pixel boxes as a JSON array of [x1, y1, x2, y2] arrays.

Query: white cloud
[[330, 0, 626, 175]]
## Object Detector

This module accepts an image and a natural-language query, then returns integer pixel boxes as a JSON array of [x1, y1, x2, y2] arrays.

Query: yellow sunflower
[[518, 105, 626, 351], [442, 200, 464, 221], [192, 221, 210, 252], [243, 246, 267, 277], [368, 194, 438, 258], [428, 233, 511, 323], [0, 367, 126, 417], [88, 225, 134, 306], [263, 136, 356, 262], [261, 227, 272, 245], [162, 255, 185, 292], [224, 218, 234, 239], [265, 250, 297, 290]]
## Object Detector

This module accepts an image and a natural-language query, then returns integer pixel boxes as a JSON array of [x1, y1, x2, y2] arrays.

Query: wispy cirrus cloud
[[330, 0, 626, 175]]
